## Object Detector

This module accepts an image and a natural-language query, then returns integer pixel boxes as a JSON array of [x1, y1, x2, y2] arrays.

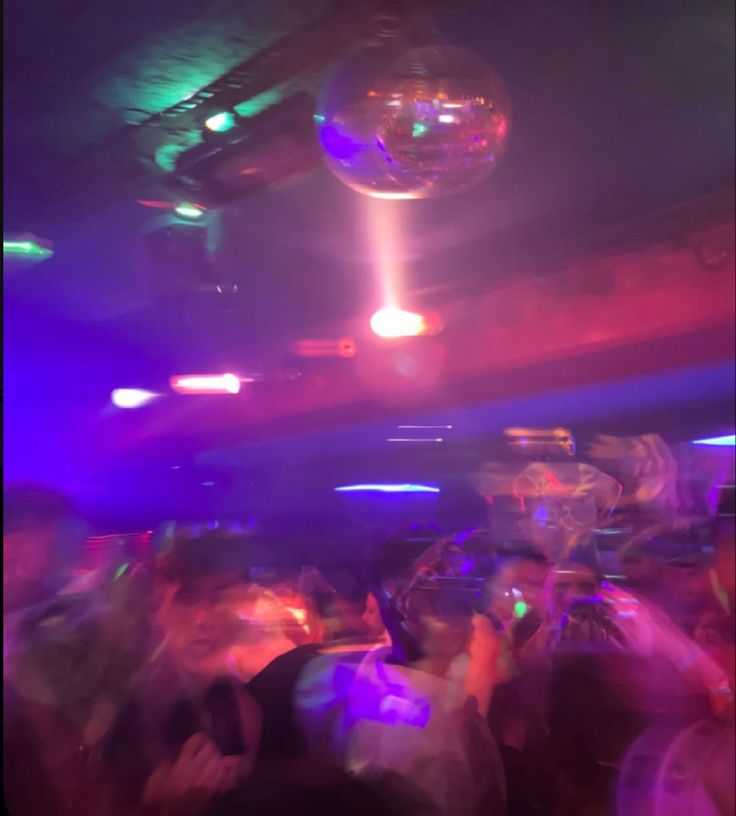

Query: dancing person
[[4, 595, 148, 815], [294, 536, 507, 816], [137, 531, 262, 816]]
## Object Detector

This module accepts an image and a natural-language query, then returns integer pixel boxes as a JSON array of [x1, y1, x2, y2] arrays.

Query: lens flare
[[370, 308, 427, 338], [111, 388, 159, 409], [692, 434, 735, 446], [364, 198, 403, 308], [169, 373, 243, 395], [335, 484, 440, 494]]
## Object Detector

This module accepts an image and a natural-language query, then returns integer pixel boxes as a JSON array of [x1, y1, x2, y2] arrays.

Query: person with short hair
[[138, 531, 263, 816]]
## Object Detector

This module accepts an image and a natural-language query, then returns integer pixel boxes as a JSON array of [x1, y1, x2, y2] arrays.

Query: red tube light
[[293, 337, 357, 358]]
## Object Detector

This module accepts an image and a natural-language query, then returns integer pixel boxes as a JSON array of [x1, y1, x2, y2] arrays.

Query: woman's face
[[157, 573, 242, 668], [362, 592, 386, 637]]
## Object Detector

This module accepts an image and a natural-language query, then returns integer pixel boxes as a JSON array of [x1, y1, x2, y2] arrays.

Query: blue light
[[335, 483, 440, 494], [692, 434, 735, 447], [318, 125, 363, 161]]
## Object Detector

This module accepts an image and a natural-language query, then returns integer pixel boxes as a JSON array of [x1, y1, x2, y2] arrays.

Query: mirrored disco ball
[[316, 45, 511, 199]]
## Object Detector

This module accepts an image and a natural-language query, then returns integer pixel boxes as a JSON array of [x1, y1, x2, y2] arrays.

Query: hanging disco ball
[[316, 44, 511, 199]]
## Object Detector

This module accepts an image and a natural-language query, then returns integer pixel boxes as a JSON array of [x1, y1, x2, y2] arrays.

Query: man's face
[[554, 428, 576, 458], [621, 552, 661, 587], [551, 564, 599, 615]]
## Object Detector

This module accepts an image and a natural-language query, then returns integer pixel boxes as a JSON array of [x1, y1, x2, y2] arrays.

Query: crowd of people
[[3, 475, 735, 816]]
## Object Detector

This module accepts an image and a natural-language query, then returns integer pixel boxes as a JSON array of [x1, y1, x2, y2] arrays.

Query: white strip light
[[386, 438, 444, 443], [335, 484, 440, 494], [692, 434, 735, 447], [397, 425, 453, 429]]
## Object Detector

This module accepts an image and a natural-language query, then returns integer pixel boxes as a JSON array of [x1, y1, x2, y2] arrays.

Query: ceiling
[[4, 0, 735, 530]]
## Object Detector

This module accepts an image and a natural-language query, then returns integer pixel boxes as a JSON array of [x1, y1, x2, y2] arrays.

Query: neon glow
[[692, 434, 735, 446], [234, 88, 283, 119], [169, 373, 243, 395], [412, 122, 429, 137], [370, 307, 428, 338], [319, 125, 363, 161], [365, 198, 404, 308], [114, 563, 130, 581], [398, 425, 453, 429], [205, 111, 236, 132], [110, 388, 159, 409], [4, 240, 53, 260], [174, 203, 205, 219], [514, 600, 529, 618], [363, 191, 417, 201], [386, 438, 444, 443], [335, 484, 440, 494]]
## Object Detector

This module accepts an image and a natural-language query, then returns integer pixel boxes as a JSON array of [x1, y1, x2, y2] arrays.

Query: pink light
[[169, 373, 243, 395], [370, 307, 428, 338]]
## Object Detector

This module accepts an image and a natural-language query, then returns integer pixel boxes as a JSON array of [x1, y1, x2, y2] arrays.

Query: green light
[[205, 111, 236, 132], [114, 562, 130, 581], [412, 122, 429, 138], [174, 203, 205, 219], [3, 240, 53, 259], [313, 113, 326, 124], [513, 600, 529, 619], [234, 88, 284, 119]]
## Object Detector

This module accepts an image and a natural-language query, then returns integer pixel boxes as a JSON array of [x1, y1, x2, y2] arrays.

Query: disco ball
[[316, 45, 511, 199]]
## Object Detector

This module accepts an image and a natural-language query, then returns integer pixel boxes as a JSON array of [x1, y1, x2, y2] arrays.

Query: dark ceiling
[[4, 0, 735, 529], [5, 0, 735, 229]]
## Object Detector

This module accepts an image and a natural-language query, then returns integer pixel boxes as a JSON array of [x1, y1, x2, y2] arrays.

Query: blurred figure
[[505, 561, 601, 664], [223, 759, 440, 816], [4, 485, 87, 662], [508, 427, 622, 562], [487, 550, 550, 631], [663, 549, 720, 636], [4, 595, 147, 815], [549, 562, 600, 617], [549, 652, 672, 816], [694, 610, 736, 685], [244, 543, 420, 766], [362, 588, 389, 641], [588, 432, 680, 529], [617, 718, 735, 816], [712, 484, 735, 621], [139, 531, 262, 816], [296, 537, 506, 816], [619, 541, 667, 605]]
